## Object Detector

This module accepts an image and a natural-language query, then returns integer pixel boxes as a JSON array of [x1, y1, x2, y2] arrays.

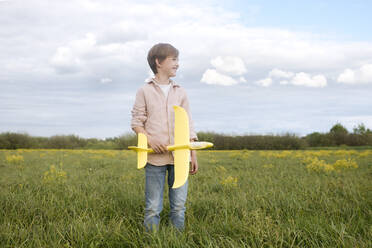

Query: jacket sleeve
[[131, 88, 147, 130], [180, 90, 198, 141]]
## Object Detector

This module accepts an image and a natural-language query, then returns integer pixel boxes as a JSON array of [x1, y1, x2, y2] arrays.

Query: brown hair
[[147, 43, 179, 74]]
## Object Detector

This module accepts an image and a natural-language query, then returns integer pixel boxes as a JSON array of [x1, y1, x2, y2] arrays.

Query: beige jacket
[[131, 79, 198, 166]]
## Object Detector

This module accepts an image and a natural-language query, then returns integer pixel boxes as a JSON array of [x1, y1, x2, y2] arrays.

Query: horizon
[[1, 121, 368, 140]]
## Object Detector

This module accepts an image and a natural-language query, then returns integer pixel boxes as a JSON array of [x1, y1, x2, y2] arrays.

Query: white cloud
[[269, 68, 294, 79], [239, 76, 247, 83], [48, 31, 147, 74], [201, 69, 238, 86], [360, 64, 372, 82], [257, 69, 327, 88], [50, 46, 83, 73], [200, 56, 247, 86], [70, 33, 96, 54], [337, 64, 372, 84], [290, 72, 327, 88], [255, 77, 272, 87], [210, 56, 247, 76], [49, 33, 99, 73], [337, 69, 355, 84], [2, 0, 372, 83], [100, 78, 112, 84], [8, 0, 368, 84]]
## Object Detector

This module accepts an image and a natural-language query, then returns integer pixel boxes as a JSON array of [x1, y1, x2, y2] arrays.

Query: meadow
[[0, 149, 371, 247]]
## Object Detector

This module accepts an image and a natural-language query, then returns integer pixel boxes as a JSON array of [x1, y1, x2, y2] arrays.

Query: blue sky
[[1, 0, 372, 139], [224, 0, 372, 40]]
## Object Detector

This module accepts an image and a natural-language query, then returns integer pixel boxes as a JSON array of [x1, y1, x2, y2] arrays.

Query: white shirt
[[153, 80, 171, 97]]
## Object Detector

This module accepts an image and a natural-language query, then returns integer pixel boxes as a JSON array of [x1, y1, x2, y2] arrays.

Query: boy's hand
[[189, 150, 198, 175], [148, 136, 168, 154]]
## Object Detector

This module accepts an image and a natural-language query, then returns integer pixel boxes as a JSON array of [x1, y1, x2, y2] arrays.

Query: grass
[[0, 149, 371, 247], [305, 145, 372, 150]]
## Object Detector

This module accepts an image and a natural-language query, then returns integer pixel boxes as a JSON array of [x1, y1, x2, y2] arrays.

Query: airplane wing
[[172, 105, 190, 188]]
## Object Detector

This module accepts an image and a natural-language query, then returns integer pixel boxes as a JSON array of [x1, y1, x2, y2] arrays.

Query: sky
[[1, 0, 372, 139]]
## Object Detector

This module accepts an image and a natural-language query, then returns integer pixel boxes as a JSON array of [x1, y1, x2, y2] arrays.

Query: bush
[[329, 123, 348, 145], [1, 122, 371, 150], [0, 132, 33, 149], [47, 135, 87, 149]]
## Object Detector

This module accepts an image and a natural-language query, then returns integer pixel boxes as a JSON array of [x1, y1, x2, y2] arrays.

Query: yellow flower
[[91, 155, 104, 160], [332, 159, 358, 171], [358, 151, 371, 158], [306, 157, 326, 172], [323, 163, 335, 172], [305, 156, 358, 173], [43, 164, 67, 184], [209, 159, 218, 165], [221, 176, 238, 187], [6, 154, 24, 165], [273, 151, 292, 158], [302, 156, 315, 165], [216, 165, 227, 173]]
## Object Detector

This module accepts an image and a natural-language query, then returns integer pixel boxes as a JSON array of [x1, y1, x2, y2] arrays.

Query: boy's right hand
[[148, 136, 168, 154]]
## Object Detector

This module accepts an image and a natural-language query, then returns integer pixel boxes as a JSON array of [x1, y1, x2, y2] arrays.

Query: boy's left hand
[[189, 150, 198, 175]]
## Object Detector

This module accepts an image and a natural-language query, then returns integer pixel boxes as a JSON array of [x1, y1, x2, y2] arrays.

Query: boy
[[131, 43, 198, 232]]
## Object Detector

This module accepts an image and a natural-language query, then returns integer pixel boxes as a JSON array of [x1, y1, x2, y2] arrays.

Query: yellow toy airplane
[[128, 106, 213, 188]]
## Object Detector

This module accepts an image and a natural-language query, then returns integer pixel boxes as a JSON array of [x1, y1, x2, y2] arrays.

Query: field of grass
[[0, 149, 371, 247]]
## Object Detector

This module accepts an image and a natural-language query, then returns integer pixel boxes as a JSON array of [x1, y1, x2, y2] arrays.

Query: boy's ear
[[155, 58, 161, 68]]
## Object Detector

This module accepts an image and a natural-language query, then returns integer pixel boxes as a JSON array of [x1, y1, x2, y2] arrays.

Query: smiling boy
[[131, 43, 198, 231]]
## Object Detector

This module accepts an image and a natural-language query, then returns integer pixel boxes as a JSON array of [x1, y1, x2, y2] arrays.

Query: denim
[[144, 163, 188, 232]]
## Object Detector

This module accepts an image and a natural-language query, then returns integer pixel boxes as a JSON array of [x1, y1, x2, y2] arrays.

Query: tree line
[[1, 123, 371, 150]]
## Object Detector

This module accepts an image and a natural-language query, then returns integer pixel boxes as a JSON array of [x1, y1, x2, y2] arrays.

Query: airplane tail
[[128, 133, 150, 169]]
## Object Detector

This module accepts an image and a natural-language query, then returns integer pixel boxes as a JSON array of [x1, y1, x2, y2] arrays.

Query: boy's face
[[157, 56, 179, 77]]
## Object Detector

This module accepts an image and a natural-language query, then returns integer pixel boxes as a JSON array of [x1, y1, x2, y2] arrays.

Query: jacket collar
[[146, 78, 180, 87]]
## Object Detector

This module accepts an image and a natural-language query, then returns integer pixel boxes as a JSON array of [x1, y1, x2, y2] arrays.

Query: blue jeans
[[144, 163, 188, 232]]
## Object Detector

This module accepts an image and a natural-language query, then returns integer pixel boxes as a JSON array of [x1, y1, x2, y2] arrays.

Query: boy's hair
[[147, 43, 179, 74]]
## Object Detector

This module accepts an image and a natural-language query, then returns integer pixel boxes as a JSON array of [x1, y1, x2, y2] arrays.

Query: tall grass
[[0, 149, 371, 247]]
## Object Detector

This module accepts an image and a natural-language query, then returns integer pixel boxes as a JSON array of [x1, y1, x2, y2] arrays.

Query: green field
[[0, 149, 371, 247]]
